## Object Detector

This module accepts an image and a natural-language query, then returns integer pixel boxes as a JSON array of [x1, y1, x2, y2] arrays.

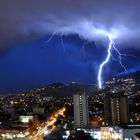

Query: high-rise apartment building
[[73, 93, 89, 128], [104, 94, 129, 126]]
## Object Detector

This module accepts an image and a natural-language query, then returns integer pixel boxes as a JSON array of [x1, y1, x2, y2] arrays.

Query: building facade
[[104, 94, 129, 126], [73, 93, 89, 128]]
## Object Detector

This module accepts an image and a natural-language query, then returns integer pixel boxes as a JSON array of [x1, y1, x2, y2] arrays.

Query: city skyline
[[0, 1, 140, 140]]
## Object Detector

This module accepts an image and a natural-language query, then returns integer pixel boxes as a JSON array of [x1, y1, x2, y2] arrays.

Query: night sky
[[0, 0, 140, 93]]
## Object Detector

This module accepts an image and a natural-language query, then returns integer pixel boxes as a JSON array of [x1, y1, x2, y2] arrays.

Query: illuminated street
[[27, 108, 66, 140]]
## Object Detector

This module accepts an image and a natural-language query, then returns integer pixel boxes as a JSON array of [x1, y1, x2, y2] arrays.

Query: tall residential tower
[[104, 94, 129, 126], [73, 93, 89, 128]]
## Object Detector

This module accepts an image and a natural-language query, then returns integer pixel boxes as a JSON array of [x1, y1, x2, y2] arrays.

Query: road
[[25, 107, 66, 140]]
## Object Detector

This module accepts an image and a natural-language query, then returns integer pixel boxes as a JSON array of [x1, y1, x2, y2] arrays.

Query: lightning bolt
[[42, 32, 66, 53], [113, 45, 128, 74], [97, 33, 135, 89], [60, 35, 66, 53], [45, 32, 56, 44], [98, 34, 113, 89]]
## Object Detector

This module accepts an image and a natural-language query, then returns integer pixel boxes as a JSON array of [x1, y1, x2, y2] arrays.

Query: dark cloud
[[0, 0, 140, 49]]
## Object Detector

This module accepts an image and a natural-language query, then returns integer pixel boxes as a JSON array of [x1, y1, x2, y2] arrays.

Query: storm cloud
[[0, 0, 140, 49]]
